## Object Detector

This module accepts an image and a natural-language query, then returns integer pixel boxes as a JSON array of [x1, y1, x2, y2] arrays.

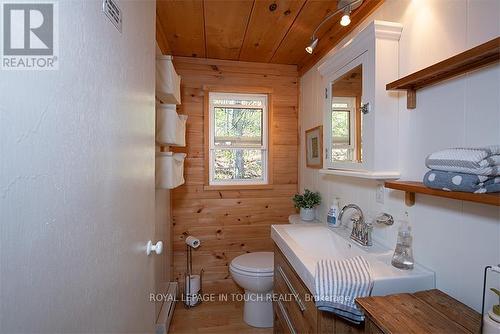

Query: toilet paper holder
[[182, 241, 204, 308]]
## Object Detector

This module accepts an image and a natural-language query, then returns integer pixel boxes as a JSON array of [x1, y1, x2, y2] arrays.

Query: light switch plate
[[376, 183, 384, 204]]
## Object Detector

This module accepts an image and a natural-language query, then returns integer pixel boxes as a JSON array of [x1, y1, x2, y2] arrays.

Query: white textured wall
[[299, 0, 500, 312], [0, 1, 156, 332]]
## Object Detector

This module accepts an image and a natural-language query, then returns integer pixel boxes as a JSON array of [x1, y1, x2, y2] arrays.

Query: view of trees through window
[[213, 106, 264, 182], [331, 109, 353, 161]]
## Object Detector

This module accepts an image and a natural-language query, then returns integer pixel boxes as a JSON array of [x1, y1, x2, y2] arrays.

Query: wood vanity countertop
[[356, 289, 481, 334]]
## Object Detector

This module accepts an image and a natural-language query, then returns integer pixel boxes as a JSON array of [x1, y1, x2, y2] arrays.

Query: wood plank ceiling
[[156, 0, 384, 74]]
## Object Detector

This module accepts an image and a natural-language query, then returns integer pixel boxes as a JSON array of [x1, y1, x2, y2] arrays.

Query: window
[[208, 92, 269, 186], [331, 97, 356, 162]]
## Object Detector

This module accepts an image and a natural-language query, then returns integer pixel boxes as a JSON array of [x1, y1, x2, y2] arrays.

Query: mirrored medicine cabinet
[[318, 20, 403, 180]]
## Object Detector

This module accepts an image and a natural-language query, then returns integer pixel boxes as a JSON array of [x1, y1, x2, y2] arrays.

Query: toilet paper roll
[[185, 236, 200, 248], [185, 274, 201, 306], [483, 313, 500, 334]]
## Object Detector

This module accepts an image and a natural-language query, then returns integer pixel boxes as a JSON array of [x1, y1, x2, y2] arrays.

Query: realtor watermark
[[149, 293, 303, 303], [1, 1, 58, 70], [149, 292, 353, 304]]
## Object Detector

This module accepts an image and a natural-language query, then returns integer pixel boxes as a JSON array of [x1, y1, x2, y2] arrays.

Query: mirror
[[331, 64, 362, 164]]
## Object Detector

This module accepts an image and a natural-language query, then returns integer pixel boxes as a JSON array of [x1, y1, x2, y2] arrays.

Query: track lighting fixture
[[305, 37, 319, 54], [340, 6, 351, 26], [305, 0, 362, 54]]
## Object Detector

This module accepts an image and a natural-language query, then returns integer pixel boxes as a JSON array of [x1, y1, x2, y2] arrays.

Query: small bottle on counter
[[327, 198, 341, 228], [391, 212, 414, 270]]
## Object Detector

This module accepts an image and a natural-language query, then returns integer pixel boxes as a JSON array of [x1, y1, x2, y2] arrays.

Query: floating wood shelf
[[385, 181, 500, 207], [386, 37, 500, 109]]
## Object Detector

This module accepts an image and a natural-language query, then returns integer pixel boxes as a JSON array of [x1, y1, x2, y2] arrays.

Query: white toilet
[[229, 252, 274, 328]]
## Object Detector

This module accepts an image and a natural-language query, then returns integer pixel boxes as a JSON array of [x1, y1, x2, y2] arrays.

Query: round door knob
[[146, 240, 163, 255]]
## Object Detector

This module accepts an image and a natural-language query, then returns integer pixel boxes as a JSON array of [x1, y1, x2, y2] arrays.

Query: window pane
[[214, 108, 262, 147], [213, 149, 263, 181], [212, 98, 263, 107], [332, 110, 350, 146], [332, 102, 348, 108], [332, 148, 354, 161]]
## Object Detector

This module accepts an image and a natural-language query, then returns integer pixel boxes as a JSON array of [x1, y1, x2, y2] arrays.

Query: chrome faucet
[[338, 204, 372, 247]]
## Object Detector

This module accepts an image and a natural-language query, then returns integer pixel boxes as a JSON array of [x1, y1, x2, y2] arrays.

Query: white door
[[154, 186, 173, 319], [0, 1, 157, 332]]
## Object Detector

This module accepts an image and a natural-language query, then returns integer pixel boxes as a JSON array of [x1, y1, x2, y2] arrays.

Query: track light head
[[305, 37, 319, 54], [340, 6, 351, 26], [305, 0, 361, 54], [340, 14, 351, 26]]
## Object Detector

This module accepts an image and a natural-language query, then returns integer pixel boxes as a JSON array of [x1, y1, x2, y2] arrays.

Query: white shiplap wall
[[299, 0, 500, 312]]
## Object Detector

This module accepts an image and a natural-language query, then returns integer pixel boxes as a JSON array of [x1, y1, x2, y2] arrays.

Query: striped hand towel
[[315, 256, 373, 324], [425, 145, 500, 176]]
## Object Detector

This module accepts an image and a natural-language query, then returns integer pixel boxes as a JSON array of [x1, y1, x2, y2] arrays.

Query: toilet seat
[[230, 252, 274, 277], [230, 265, 274, 278]]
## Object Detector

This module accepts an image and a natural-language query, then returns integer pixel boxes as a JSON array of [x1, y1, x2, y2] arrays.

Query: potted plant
[[293, 189, 321, 221]]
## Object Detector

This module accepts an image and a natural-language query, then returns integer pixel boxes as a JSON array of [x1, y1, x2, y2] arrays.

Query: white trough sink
[[271, 224, 435, 297]]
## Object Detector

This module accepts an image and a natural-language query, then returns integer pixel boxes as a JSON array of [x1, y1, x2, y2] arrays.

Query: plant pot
[[300, 208, 315, 221]]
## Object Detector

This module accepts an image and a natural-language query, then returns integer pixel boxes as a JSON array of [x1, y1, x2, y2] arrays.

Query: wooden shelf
[[385, 181, 500, 207], [387, 37, 500, 109]]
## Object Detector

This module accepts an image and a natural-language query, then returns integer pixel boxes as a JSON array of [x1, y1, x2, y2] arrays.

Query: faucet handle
[[375, 213, 394, 226], [351, 213, 362, 223]]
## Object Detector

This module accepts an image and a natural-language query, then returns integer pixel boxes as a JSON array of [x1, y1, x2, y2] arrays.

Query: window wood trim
[[203, 86, 274, 190], [203, 184, 274, 191], [355, 96, 362, 162], [203, 85, 273, 94]]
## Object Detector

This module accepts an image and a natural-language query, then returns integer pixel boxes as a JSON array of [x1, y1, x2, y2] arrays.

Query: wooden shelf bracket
[[406, 89, 416, 109], [405, 191, 415, 207]]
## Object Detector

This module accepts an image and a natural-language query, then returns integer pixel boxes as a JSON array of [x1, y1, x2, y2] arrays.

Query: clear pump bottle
[[327, 198, 341, 228], [391, 213, 414, 270]]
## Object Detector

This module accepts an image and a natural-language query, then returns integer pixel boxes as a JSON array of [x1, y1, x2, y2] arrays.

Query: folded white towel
[[426, 145, 500, 176], [315, 256, 373, 324]]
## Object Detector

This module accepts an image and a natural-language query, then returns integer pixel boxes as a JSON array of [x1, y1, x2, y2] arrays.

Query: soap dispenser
[[391, 212, 414, 270], [327, 198, 341, 228]]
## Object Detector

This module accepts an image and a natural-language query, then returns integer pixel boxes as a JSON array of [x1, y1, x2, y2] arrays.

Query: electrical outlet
[[376, 183, 384, 204]]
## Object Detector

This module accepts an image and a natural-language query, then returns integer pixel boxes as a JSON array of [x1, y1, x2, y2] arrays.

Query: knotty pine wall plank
[[171, 57, 298, 294]]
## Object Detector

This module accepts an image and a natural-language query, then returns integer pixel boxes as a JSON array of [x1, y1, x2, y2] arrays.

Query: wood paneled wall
[[171, 57, 298, 293]]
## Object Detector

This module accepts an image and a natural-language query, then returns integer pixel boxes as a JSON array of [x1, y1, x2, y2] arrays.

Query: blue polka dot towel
[[423, 170, 500, 193]]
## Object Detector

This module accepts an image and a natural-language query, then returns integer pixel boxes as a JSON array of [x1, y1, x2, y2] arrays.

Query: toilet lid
[[231, 252, 274, 273]]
